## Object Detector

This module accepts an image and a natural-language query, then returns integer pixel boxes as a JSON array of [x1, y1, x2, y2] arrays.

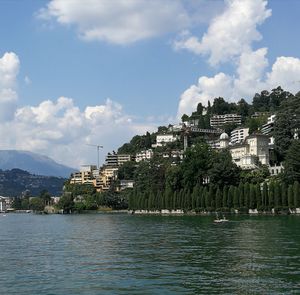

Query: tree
[[215, 187, 222, 209], [274, 182, 281, 208], [40, 189, 51, 205], [293, 181, 300, 208], [233, 187, 239, 209], [29, 197, 45, 212], [222, 186, 228, 208], [118, 161, 137, 180], [181, 114, 189, 122], [283, 140, 300, 184], [208, 150, 241, 188], [262, 182, 268, 207], [288, 184, 294, 208], [281, 183, 287, 207], [57, 193, 74, 213], [269, 182, 275, 208]]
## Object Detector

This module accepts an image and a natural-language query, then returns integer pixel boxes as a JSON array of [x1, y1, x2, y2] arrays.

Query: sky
[[0, 0, 300, 169]]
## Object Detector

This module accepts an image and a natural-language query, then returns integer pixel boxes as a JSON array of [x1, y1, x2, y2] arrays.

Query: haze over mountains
[[0, 150, 76, 178]]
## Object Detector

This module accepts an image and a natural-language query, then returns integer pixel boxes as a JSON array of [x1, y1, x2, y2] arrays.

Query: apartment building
[[136, 149, 153, 162], [153, 134, 179, 147], [210, 114, 242, 127], [230, 127, 249, 145]]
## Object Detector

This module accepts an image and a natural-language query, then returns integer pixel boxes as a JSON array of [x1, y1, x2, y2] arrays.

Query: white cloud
[[266, 56, 300, 94], [38, 0, 191, 45], [174, 0, 271, 65], [0, 52, 20, 121], [177, 72, 233, 117], [1, 97, 156, 168], [177, 49, 300, 117]]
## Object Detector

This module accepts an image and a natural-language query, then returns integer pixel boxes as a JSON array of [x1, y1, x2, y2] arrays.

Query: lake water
[[0, 213, 299, 294]]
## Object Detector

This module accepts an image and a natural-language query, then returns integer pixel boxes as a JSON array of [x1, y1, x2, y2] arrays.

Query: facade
[[261, 114, 275, 135], [154, 134, 179, 147], [105, 152, 133, 166], [0, 196, 6, 212], [269, 164, 284, 176], [229, 134, 270, 169], [210, 114, 241, 128], [120, 180, 135, 190], [230, 127, 249, 145], [70, 165, 97, 185], [98, 166, 119, 191], [136, 149, 153, 162]]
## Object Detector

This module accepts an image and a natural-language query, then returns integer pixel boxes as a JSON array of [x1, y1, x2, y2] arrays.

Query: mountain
[[0, 168, 66, 197], [0, 150, 76, 178]]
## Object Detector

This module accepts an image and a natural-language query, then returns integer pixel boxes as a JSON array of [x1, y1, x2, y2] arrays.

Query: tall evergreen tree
[[215, 187, 222, 209], [222, 186, 228, 208], [293, 181, 300, 208], [288, 184, 294, 208], [281, 183, 287, 207], [256, 184, 262, 208], [274, 182, 281, 208], [262, 182, 268, 207], [238, 183, 244, 207], [269, 182, 275, 208], [233, 186, 239, 208], [244, 183, 250, 208]]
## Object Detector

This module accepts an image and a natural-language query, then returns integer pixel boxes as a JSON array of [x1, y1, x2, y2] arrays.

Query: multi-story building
[[229, 134, 270, 169], [210, 114, 242, 127], [70, 165, 97, 185], [136, 149, 153, 162], [98, 166, 119, 191], [105, 152, 133, 166], [154, 134, 179, 147], [230, 127, 249, 145], [260, 115, 275, 135]]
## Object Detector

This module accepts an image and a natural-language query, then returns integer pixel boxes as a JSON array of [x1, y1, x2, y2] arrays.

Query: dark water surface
[[0, 214, 299, 294]]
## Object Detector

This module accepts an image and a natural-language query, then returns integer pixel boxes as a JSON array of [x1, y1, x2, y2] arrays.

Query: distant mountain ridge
[[0, 150, 76, 178]]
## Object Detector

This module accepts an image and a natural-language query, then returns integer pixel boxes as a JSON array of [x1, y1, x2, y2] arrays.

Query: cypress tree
[[215, 187, 222, 209], [249, 184, 255, 209], [238, 183, 244, 207], [222, 186, 228, 208], [288, 184, 294, 208], [274, 182, 281, 208], [209, 186, 215, 209], [233, 186, 239, 209], [293, 181, 300, 208], [201, 187, 207, 209], [269, 182, 275, 208], [281, 183, 287, 207], [244, 183, 250, 208], [196, 186, 202, 209], [256, 184, 262, 209], [205, 187, 211, 209], [262, 182, 268, 207], [227, 186, 234, 208]]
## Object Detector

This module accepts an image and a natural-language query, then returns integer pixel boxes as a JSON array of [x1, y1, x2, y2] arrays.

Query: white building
[[210, 114, 242, 128], [230, 127, 249, 145], [136, 149, 153, 162], [229, 134, 270, 169], [153, 134, 179, 147], [0, 196, 7, 212], [120, 180, 135, 190], [269, 164, 284, 176]]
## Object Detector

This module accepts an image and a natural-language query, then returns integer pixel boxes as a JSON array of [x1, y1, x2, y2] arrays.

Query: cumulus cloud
[[174, 0, 271, 65], [0, 52, 20, 121], [178, 72, 233, 116], [38, 0, 191, 44], [177, 49, 300, 117], [0, 97, 155, 168]]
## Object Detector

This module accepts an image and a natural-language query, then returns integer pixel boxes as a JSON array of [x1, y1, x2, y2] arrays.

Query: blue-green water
[[0, 214, 299, 294]]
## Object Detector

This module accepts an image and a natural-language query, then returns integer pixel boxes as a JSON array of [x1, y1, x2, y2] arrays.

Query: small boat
[[214, 214, 229, 223]]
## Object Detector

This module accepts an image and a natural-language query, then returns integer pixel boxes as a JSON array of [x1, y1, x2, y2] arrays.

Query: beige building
[[70, 165, 97, 185], [229, 134, 270, 169]]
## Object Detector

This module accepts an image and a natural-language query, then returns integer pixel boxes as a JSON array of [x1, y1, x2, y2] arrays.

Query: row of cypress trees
[[128, 181, 300, 212]]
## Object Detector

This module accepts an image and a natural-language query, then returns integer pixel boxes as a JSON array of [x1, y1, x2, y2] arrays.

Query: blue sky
[[0, 0, 300, 168]]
